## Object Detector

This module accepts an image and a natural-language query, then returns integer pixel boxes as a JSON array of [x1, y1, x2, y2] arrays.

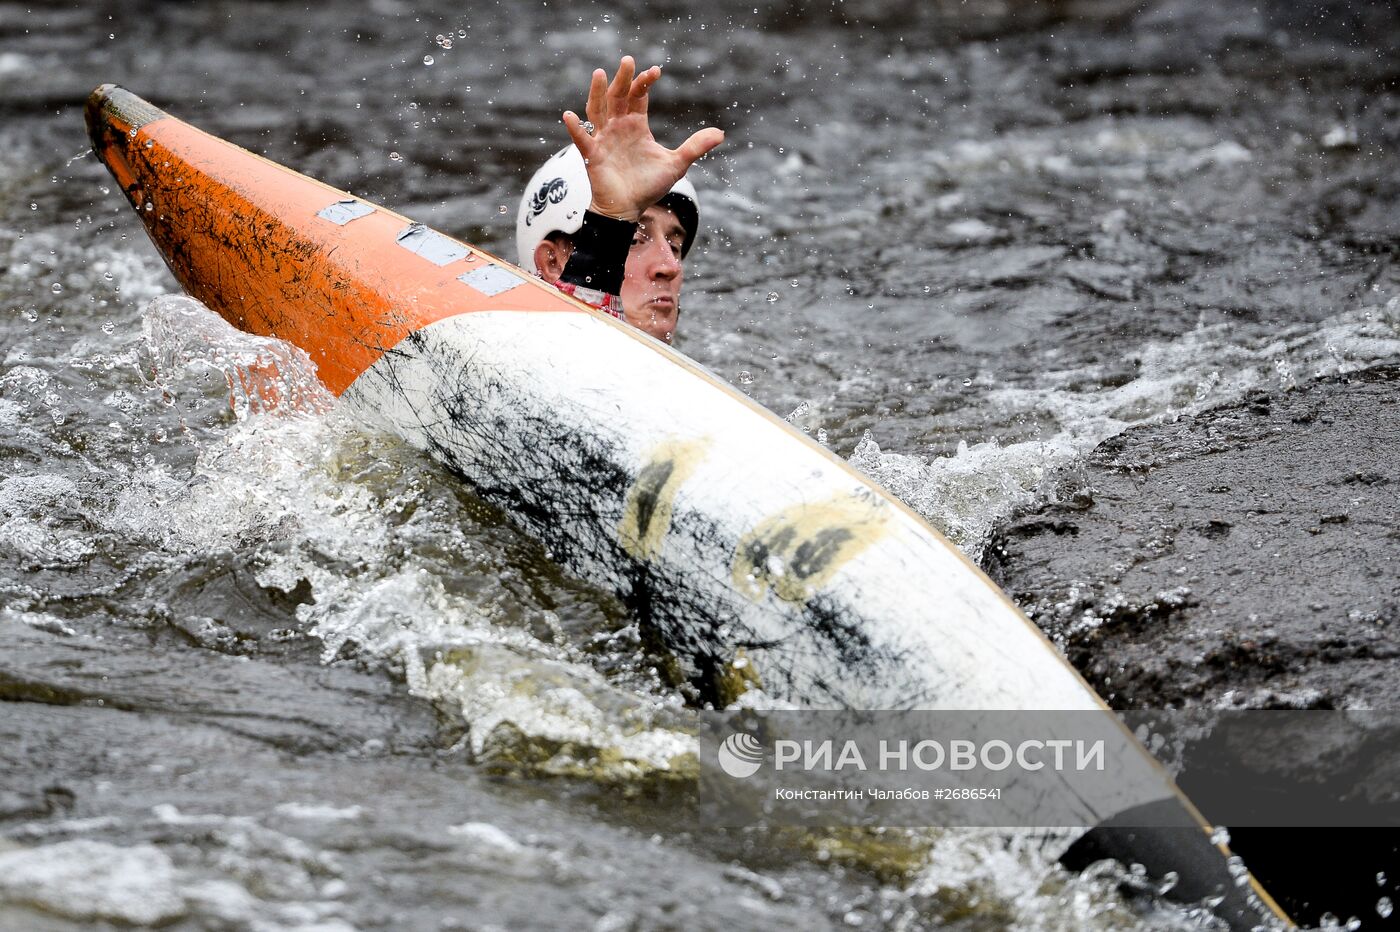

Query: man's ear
[[533, 237, 572, 283]]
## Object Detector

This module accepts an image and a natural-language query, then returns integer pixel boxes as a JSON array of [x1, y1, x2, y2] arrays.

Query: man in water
[[515, 56, 724, 344]]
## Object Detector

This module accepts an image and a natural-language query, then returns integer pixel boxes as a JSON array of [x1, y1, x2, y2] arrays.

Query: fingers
[[576, 57, 708, 165], [583, 68, 606, 130], [628, 65, 660, 116], [587, 57, 661, 130], [675, 126, 726, 168], [562, 110, 595, 159], [605, 55, 635, 120]]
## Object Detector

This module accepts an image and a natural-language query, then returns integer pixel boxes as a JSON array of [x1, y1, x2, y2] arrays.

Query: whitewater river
[[3, 1, 1399, 928]]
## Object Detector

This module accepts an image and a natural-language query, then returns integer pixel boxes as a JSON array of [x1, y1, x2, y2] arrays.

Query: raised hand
[[562, 56, 724, 223]]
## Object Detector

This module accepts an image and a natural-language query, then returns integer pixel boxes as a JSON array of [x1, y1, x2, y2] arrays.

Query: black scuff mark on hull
[[350, 333, 919, 709], [802, 594, 873, 668], [119, 144, 371, 355], [629, 458, 674, 543], [791, 527, 856, 579], [361, 338, 735, 685]]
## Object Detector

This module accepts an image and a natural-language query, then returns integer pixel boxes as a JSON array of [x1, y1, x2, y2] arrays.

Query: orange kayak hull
[[86, 83, 585, 395]]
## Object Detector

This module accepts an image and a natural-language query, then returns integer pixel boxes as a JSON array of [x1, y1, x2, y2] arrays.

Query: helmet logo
[[524, 177, 568, 226]]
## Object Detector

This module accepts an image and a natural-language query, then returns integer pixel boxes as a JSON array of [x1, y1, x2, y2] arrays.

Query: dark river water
[[3, 0, 1399, 928]]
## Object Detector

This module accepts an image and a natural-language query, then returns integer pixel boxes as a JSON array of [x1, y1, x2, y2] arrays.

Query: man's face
[[620, 205, 685, 344]]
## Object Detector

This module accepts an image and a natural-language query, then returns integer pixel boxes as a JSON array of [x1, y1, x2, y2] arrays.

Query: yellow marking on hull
[[618, 436, 711, 560], [732, 492, 890, 603]]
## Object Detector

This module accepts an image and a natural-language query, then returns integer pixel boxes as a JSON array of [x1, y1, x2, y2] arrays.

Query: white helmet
[[515, 145, 699, 275]]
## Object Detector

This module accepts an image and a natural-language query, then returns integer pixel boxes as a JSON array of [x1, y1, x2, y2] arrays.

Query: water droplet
[[766, 291, 779, 303], [602, 13, 611, 21], [1380, 898, 1394, 919], [497, 205, 508, 215], [101, 321, 115, 335], [144, 201, 154, 211], [789, 279, 799, 287], [50, 283, 63, 293], [100, 186, 110, 195], [144, 139, 154, 149], [388, 151, 404, 162], [21, 307, 38, 322], [435, 33, 453, 48], [1209, 826, 1230, 846], [737, 370, 754, 385], [1156, 870, 1179, 895], [1226, 855, 1250, 886], [29, 203, 37, 210], [423, 55, 435, 66], [1379, 872, 1389, 887], [103, 272, 114, 281], [108, 33, 114, 39], [962, 377, 973, 387]]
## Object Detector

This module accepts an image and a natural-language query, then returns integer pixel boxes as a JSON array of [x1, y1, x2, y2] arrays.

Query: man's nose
[[650, 240, 681, 279]]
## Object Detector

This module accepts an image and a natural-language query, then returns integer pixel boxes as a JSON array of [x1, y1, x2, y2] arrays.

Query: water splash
[[115, 301, 692, 780], [0, 839, 185, 925], [904, 828, 1214, 930], [303, 561, 694, 780], [141, 295, 334, 421], [850, 305, 1400, 560]]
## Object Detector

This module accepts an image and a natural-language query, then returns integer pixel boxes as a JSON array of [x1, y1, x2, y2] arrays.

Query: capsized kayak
[[86, 84, 1290, 929]]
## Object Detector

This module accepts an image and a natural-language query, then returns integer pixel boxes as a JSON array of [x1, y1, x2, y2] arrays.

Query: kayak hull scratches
[[345, 310, 1102, 711]]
